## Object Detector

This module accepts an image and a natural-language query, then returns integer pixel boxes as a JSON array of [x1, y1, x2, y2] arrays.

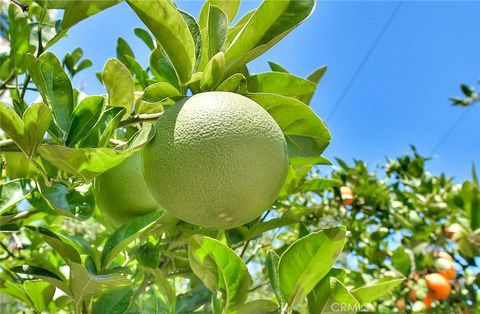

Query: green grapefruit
[[94, 151, 161, 226], [143, 91, 288, 229]]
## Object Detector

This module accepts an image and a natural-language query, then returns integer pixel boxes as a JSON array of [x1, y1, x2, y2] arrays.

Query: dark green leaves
[[92, 287, 133, 314], [278, 226, 347, 306], [0, 102, 52, 157], [66, 96, 104, 147], [102, 58, 134, 114], [101, 210, 165, 269], [27, 53, 74, 132], [247, 93, 331, 158], [127, 0, 195, 84], [189, 235, 252, 311], [224, 0, 315, 74], [27, 226, 81, 263], [307, 65, 327, 84]]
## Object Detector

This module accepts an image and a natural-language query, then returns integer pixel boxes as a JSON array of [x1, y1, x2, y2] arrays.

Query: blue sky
[[51, 1, 480, 181]]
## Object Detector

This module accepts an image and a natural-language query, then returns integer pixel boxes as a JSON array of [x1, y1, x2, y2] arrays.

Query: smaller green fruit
[[94, 151, 161, 226]]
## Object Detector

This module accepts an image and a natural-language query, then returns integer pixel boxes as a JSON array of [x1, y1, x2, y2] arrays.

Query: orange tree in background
[[0, 0, 478, 313]]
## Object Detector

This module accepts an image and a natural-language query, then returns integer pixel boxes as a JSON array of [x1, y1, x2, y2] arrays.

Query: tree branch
[[119, 112, 163, 127]]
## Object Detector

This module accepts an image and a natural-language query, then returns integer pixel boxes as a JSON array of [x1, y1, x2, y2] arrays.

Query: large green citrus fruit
[[94, 151, 161, 226], [143, 91, 288, 229]]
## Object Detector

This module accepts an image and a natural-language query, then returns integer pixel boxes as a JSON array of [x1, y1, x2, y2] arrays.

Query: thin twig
[[119, 112, 163, 127]]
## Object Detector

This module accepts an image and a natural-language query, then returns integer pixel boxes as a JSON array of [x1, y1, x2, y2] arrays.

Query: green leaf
[[200, 0, 241, 23], [350, 277, 404, 306], [69, 262, 130, 303], [62, 1, 122, 30], [301, 178, 342, 193], [200, 51, 225, 90], [102, 58, 135, 115], [66, 96, 104, 147], [0, 179, 34, 214], [127, 0, 195, 84], [101, 210, 165, 269], [0, 281, 34, 309], [199, 4, 228, 70], [81, 107, 126, 148], [249, 218, 298, 238], [134, 28, 155, 50], [308, 276, 360, 314], [224, 0, 315, 74], [226, 10, 255, 48], [189, 235, 252, 311], [266, 251, 285, 307], [392, 247, 411, 276], [23, 280, 55, 312], [175, 284, 211, 314], [92, 287, 133, 314], [216, 73, 245, 92], [27, 52, 74, 132], [307, 65, 327, 84], [27, 226, 82, 263], [142, 82, 181, 103], [0, 102, 52, 157], [8, 3, 30, 73], [37, 145, 137, 181], [179, 10, 202, 70], [247, 72, 317, 104], [11, 265, 73, 298], [247, 93, 331, 158], [149, 269, 176, 312], [149, 49, 180, 88], [268, 61, 288, 73], [116, 37, 135, 66], [278, 226, 347, 306], [38, 181, 95, 220], [232, 300, 279, 313]]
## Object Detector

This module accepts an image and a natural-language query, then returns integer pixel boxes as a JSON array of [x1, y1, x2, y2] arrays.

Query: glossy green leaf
[[307, 65, 327, 84], [66, 96, 104, 147], [8, 3, 30, 73], [266, 251, 285, 307], [102, 58, 135, 115], [216, 73, 245, 92], [0, 282, 34, 309], [127, 0, 195, 84], [0, 179, 35, 214], [11, 265, 73, 298], [249, 218, 298, 238], [247, 93, 331, 158], [2, 152, 39, 179], [308, 276, 360, 314], [69, 262, 130, 302], [24, 280, 55, 312], [200, 0, 241, 23], [81, 107, 126, 148], [392, 247, 411, 276], [37, 145, 137, 181], [199, 4, 228, 70], [226, 10, 255, 48], [0, 102, 52, 157], [179, 10, 202, 70], [200, 51, 225, 90], [27, 226, 82, 263], [134, 28, 155, 50], [247, 72, 317, 104], [92, 287, 133, 314], [116, 37, 135, 66], [27, 52, 74, 132], [268, 61, 288, 73], [224, 0, 315, 74], [278, 226, 347, 306], [62, 1, 122, 30], [142, 82, 181, 103], [38, 181, 95, 220], [175, 284, 211, 314], [189, 235, 252, 311], [350, 277, 404, 306], [301, 178, 342, 193], [101, 210, 165, 269]]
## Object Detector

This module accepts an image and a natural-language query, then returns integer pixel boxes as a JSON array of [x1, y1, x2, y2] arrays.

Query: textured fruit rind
[[94, 151, 161, 226], [143, 92, 289, 229]]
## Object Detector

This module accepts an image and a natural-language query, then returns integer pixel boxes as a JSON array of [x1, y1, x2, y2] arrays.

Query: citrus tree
[[1, 0, 471, 313]]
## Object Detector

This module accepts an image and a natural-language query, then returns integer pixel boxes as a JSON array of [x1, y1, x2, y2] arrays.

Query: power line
[[429, 107, 473, 156], [326, 1, 404, 122]]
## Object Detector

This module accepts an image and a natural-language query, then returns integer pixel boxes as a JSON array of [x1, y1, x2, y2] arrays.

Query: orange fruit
[[444, 223, 462, 239], [439, 267, 456, 280], [340, 186, 354, 206], [425, 273, 451, 300], [395, 298, 406, 309], [423, 293, 434, 310], [409, 289, 417, 302]]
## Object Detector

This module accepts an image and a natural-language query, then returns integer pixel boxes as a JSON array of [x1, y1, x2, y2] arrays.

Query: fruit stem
[[119, 112, 164, 127]]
